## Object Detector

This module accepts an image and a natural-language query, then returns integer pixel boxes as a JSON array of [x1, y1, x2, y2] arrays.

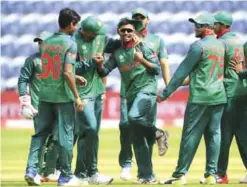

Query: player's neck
[[217, 28, 231, 39], [121, 40, 135, 49], [201, 29, 215, 39], [59, 29, 71, 35]]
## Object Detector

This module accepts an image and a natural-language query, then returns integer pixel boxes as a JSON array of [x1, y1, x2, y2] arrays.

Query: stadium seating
[[1, 1, 246, 91]]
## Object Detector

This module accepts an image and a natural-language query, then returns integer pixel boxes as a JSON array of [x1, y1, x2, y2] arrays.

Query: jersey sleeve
[[17, 57, 34, 96], [75, 53, 96, 75], [239, 42, 247, 79], [97, 54, 117, 77], [139, 44, 160, 75], [238, 70, 247, 79], [158, 38, 168, 59], [104, 36, 121, 53], [65, 42, 77, 65], [160, 42, 202, 99], [244, 42, 247, 64]]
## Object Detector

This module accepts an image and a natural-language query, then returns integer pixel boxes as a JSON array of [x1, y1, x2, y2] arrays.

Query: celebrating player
[[23, 8, 84, 186], [229, 41, 247, 79], [73, 16, 122, 185], [18, 31, 62, 183], [118, 8, 170, 181], [96, 17, 160, 184], [158, 13, 226, 185], [213, 11, 247, 184]]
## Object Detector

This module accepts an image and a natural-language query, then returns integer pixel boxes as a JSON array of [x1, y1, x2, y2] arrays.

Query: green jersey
[[239, 42, 247, 79], [99, 43, 160, 101], [120, 33, 168, 97], [245, 42, 247, 59], [74, 32, 120, 98], [161, 35, 227, 105], [18, 53, 43, 109], [39, 32, 77, 103], [143, 33, 168, 59], [219, 31, 247, 97]]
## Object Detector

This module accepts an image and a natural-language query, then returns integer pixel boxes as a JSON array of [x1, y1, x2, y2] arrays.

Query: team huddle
[[17, 7, 247, 186]]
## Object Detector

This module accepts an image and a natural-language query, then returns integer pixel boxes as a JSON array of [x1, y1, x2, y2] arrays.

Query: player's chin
[[123, 36, 132, 42]]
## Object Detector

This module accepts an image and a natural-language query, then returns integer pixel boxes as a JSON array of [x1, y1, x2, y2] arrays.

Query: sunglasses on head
[[119, 28, 134, 33], [194, 23, 209, 29]]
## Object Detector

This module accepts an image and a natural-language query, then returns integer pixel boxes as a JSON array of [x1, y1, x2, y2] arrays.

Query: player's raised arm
[[96, 54, 117, 77], [75, 56, 97, 75], [104, 36, 121, 53], [135, 44, 160, 75]]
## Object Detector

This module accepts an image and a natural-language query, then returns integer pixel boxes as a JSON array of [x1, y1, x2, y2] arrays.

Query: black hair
[[117, 18, 135, 29], [58, 8, 81, 29]]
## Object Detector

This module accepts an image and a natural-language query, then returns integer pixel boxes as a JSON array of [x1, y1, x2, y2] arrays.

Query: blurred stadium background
[[1, 0, 247, 128]]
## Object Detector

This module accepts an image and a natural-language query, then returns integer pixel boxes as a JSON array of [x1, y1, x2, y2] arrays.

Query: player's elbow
[[63, 71, 73, 79]]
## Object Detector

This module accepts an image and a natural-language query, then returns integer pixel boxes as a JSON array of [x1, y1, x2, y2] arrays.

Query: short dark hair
[[117, 18, 135, 29], [58, 8, 81, 29]]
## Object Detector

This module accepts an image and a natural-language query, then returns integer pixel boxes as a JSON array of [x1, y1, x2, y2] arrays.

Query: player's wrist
[[19, 95, 31, 106], [75, 95, 81, 101]]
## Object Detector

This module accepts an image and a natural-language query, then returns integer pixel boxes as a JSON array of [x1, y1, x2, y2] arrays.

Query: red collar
[[217, 28, 231, 39], [201, 29, 215, 39], [121, 40, 135, 49], [141, 29, 148, 36]]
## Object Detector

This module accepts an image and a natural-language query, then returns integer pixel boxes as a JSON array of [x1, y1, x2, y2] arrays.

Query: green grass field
[[1, 127, 246, 187]]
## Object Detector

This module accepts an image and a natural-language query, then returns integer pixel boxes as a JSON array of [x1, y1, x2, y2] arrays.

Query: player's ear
[[147, 17, 150, 23], [117, 28, 120, 35]]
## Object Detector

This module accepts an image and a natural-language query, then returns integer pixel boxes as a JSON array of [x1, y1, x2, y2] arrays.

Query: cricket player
[[229, 41, 247, 79], [24, 8, 84, 186], [214, 12, 247, 183], [158, 13, 226, 185], [18, 31, 60, 182], [229, 41, 247, 183], [118, 8, 170, 181], [73, 16, 122, 185], [96, 17, 160, 184], [18, 31, 62, 183]]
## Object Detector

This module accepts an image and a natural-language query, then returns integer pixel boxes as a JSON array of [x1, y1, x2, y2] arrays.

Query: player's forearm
[[64, 72, 80, 99], [96, 64, 110, 77], [160, 59, 170, 85], [17, 79, 29, 96], [161, 70, 188, 99], [17, 64, 33, 96], [160, 57, 197, 99], [101, 77, 107, 86], [104, 37, 121, 53], [238, 69, 247, 79], [75, 59, 95, 74], [140, 58, 159, 75]]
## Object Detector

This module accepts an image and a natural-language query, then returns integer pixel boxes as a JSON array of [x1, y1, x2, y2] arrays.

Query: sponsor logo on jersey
[[119, 61, 141, 72], [119, 55, 125, 63]]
